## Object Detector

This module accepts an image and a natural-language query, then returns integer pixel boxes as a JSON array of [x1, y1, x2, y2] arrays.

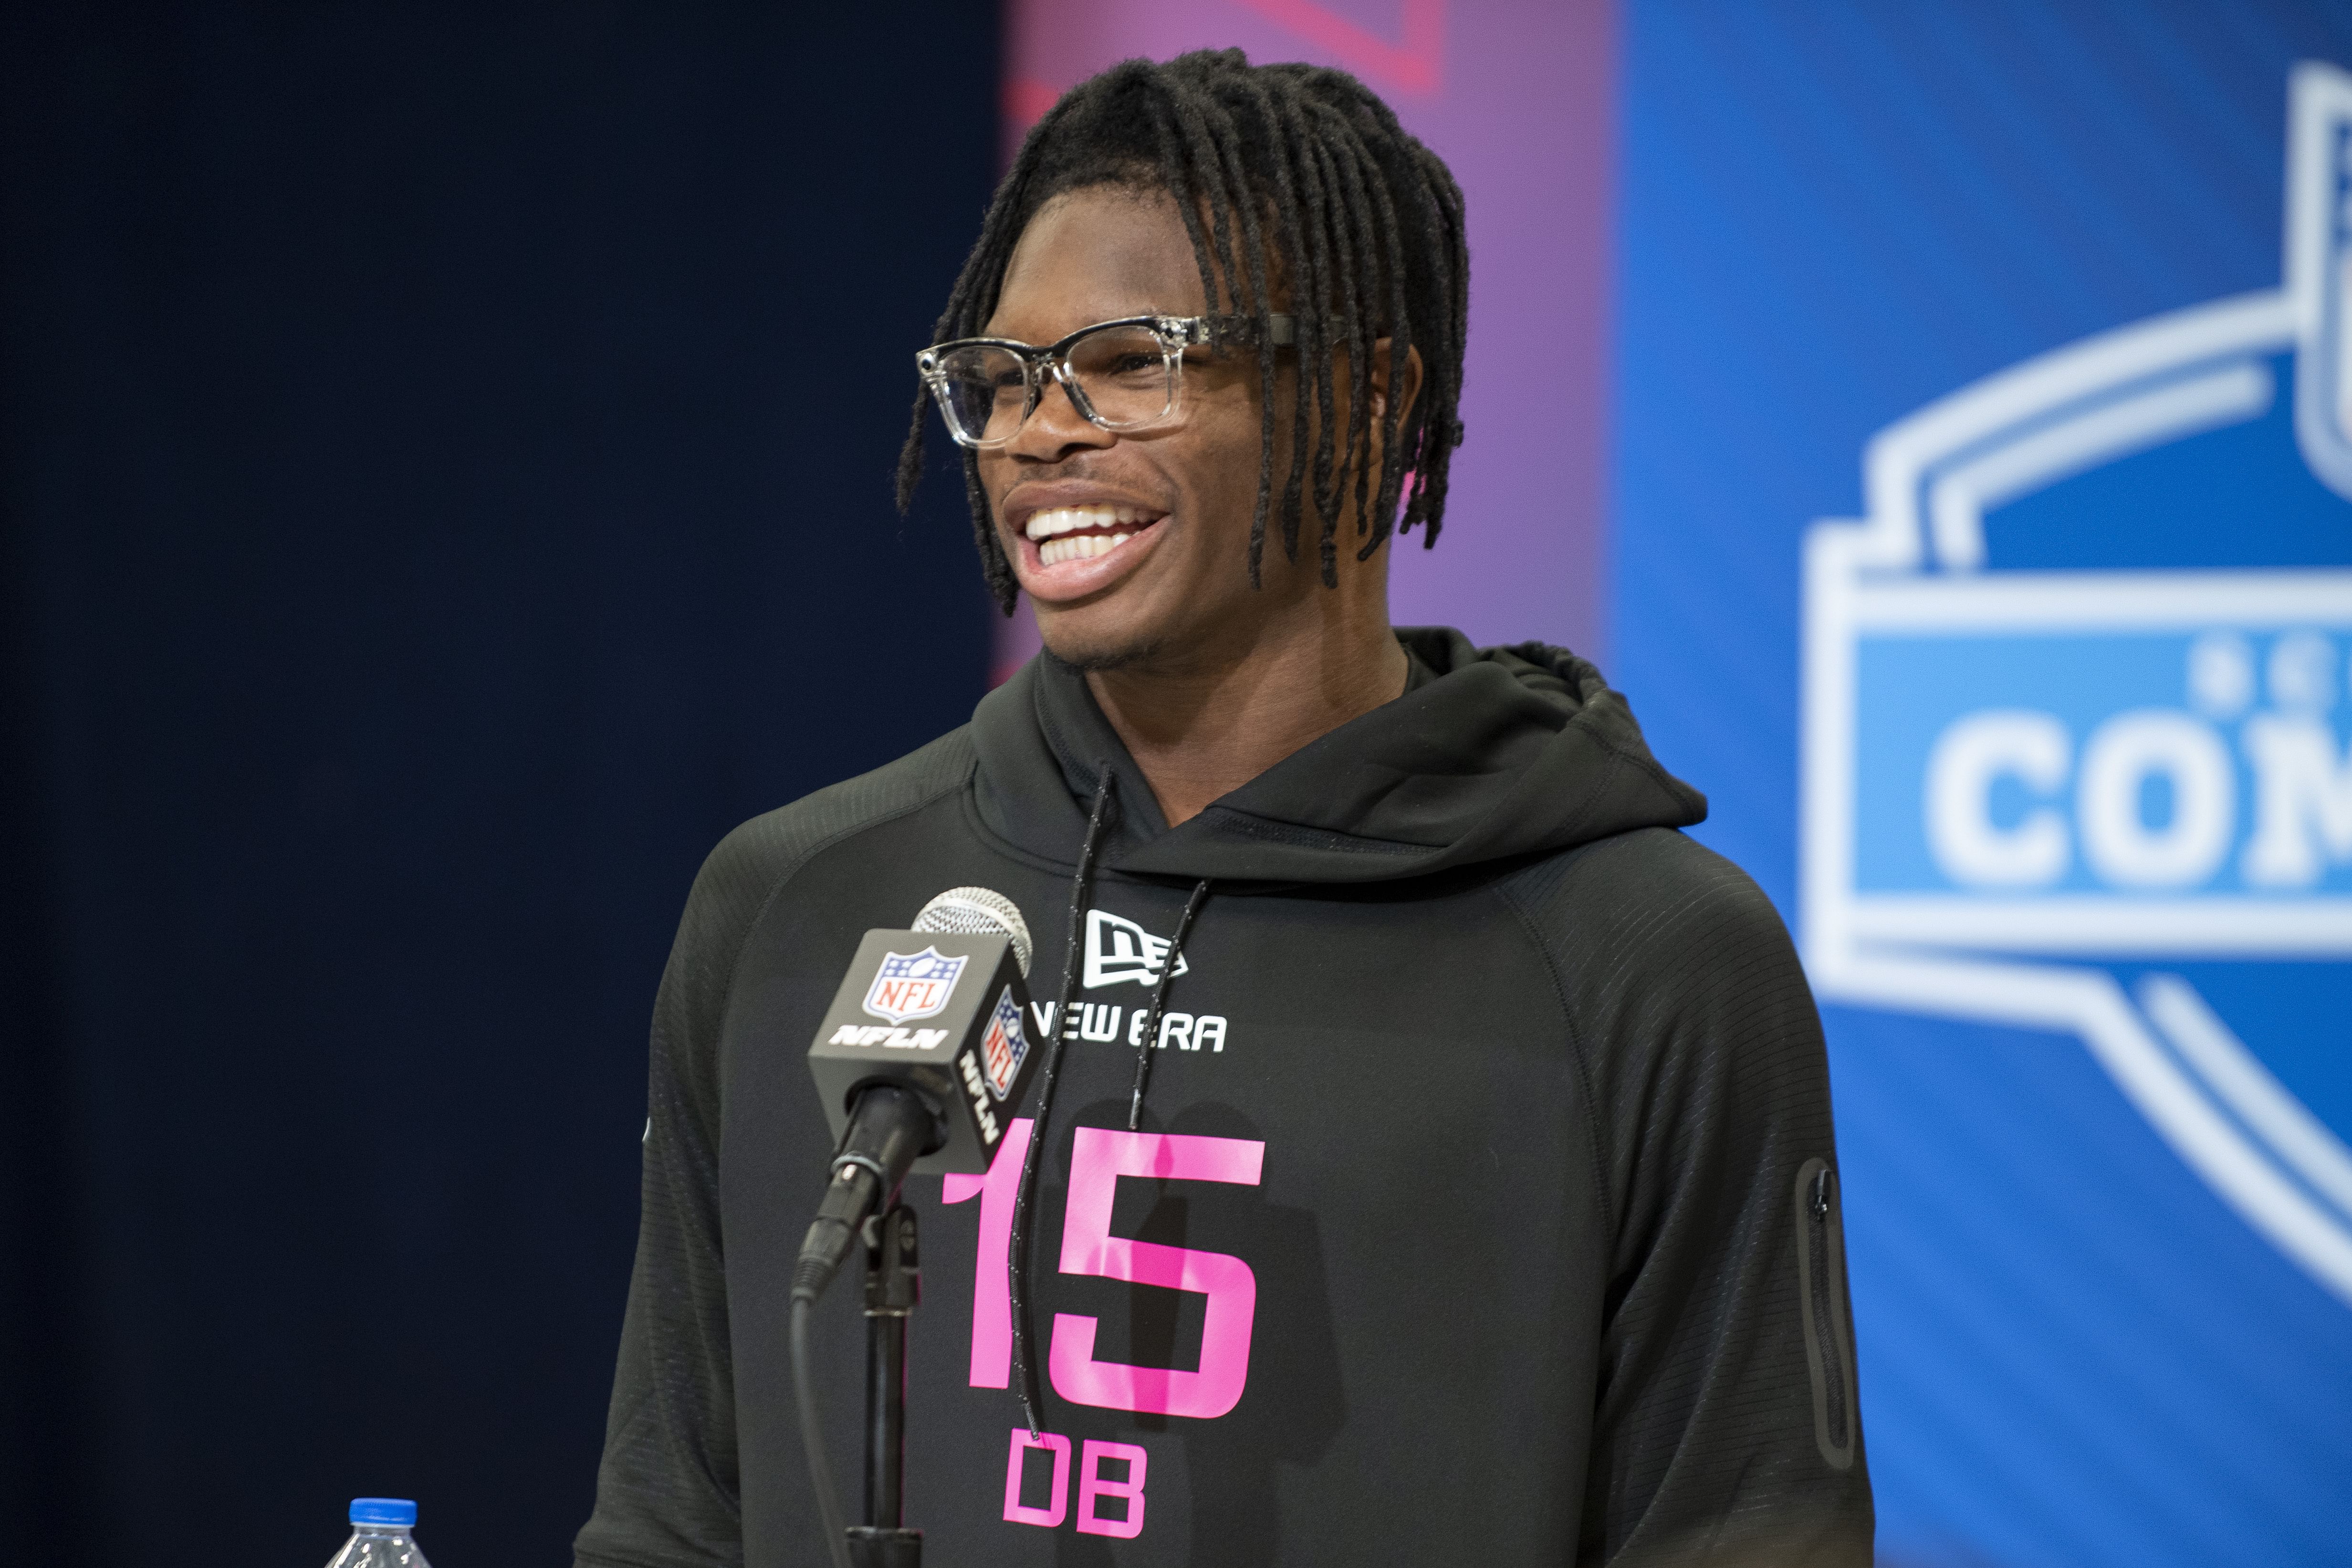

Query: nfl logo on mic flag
[[863, 946, 968, 1025], [808, 927, 1035, 1175], [981, 987, 1027, 1101]]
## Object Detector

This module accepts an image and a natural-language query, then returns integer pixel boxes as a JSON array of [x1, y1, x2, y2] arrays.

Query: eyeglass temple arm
[[1160, 313, 1296, 348]]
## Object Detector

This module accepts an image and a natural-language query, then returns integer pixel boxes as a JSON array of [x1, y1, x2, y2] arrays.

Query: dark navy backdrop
[[0, 5, 995, 1565]]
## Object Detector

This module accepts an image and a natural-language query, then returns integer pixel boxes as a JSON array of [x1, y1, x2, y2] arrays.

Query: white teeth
[[1036, 530, 1140, 566], [1023, 504, 1155, 541]]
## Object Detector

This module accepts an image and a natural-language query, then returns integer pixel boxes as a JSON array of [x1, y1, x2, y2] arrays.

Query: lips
[[1010, 502, 1170, 599]]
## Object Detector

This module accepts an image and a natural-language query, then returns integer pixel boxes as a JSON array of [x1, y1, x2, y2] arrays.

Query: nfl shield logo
[[980, 986, 1027, 1101], [861, 946, 968, 1025]]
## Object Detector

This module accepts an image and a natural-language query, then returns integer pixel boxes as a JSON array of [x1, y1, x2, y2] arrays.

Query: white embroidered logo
[[1082, 909, 1192, 989]]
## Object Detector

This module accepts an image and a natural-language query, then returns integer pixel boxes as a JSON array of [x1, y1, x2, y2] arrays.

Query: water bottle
[[324, 1498, 430, 1568]]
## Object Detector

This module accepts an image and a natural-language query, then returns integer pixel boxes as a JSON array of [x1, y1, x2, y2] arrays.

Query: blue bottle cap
[[349, 1498, 417, 1527]]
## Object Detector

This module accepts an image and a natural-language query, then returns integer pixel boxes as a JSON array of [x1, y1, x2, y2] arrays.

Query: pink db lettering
[[1000, 1427, 1069, 1527], [1076, 1439, 1149, 1538]]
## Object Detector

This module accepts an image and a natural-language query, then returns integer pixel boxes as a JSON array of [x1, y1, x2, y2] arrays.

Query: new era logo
[[1083, 909, 1192, 990]]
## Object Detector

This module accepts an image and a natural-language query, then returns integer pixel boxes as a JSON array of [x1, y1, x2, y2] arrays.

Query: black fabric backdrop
[[0, 5, 998, 1564]]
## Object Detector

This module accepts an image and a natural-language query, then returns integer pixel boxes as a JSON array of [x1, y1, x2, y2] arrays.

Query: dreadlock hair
[[894, 49, 1469, 614]]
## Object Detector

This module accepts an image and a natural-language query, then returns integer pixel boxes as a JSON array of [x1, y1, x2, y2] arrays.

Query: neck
[[1083, 599, 1410, 828]]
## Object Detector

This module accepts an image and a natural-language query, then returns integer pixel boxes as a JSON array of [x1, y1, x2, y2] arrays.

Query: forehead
[[983, 187, 1208, 343]]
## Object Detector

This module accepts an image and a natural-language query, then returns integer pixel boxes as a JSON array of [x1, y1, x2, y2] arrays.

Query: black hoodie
[[575, 629, 1873, 1568]]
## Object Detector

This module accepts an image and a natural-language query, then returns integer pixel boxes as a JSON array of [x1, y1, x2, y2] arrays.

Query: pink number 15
[[943, 1120, 1265, 1420]]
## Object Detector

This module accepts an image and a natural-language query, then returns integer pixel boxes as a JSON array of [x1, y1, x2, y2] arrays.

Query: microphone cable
[[789, 1291, 855, 1568]]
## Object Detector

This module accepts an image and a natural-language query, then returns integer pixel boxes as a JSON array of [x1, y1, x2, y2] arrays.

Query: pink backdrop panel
[[990, 0, 1618, 681]]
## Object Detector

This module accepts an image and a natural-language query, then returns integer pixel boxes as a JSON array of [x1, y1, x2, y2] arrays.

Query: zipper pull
[[1810, 1166, 1834, 1222]]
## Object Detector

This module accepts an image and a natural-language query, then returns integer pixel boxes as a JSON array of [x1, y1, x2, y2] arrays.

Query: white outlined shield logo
[[862, 946, 968, 1025], [1801, 61, 2352, 1308]]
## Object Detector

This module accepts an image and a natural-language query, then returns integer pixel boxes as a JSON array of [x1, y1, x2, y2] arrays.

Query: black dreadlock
[[894, 50, 1469, 613]]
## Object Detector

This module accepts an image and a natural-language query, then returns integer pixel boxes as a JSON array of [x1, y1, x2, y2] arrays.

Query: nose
[[1006, 363, 1113, 460]]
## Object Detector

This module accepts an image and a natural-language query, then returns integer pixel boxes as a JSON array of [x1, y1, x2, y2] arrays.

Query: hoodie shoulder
[[1501, 825, 1788, 971], [1494, 825, 1816, 1202], [711, 727, 975, 892], [676, 728, 978, 968]]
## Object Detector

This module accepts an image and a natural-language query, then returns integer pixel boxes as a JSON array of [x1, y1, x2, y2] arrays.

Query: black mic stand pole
[[847, 1204, 922, 1568]]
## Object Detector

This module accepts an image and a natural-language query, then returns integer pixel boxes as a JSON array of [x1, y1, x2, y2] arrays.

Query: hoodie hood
[[970, 626, 1706, 885]]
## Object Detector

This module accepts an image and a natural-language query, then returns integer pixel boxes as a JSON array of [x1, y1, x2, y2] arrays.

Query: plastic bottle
[[324, 1498, 431, 1568]]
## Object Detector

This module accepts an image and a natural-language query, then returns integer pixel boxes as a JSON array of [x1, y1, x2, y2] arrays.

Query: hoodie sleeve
[[574, 733, 977, 1568], [1509, 828, 1873, 1567], [573, 823, 779, 1568]]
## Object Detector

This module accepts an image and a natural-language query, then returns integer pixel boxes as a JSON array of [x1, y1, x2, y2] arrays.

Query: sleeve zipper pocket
[[1793, 1156, 1859, 1471]]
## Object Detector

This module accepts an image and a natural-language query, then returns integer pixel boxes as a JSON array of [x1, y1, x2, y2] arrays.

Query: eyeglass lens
[[932, 324, 1176, 445]]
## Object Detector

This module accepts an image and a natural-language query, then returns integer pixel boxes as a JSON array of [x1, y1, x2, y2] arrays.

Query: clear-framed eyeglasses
[[915, 313, 1296, 450]]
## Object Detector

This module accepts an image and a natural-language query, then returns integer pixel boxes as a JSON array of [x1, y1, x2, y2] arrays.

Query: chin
[[1030, 597, 1178, 672], [1036, 624, 1169, 673]]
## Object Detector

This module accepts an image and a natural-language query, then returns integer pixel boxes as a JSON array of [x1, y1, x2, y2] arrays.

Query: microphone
[[794, 888, 1038, 1303]]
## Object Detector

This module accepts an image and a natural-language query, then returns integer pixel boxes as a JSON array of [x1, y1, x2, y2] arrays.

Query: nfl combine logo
[[980, 987, 1027, 1101], [862, 946, 967, 1026], [1802, 61, 2352, 1307]]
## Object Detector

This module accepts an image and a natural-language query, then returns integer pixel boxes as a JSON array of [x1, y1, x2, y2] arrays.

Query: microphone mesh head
[[911, 886, 1034, 978]]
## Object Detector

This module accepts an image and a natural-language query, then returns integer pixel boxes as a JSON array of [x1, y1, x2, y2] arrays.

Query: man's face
[[977, 185, 1323, 671]]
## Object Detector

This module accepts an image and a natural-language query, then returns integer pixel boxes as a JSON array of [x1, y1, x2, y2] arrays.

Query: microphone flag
[[808, 928, 1036, 1175]]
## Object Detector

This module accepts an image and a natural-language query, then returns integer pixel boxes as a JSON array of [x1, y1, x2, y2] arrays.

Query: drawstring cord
[[1127, 878, 1211, 1130], [1008, 764, 1117, 1437]]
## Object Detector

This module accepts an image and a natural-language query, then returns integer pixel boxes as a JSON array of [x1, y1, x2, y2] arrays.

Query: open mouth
[[1023, 504, 1165, 566]]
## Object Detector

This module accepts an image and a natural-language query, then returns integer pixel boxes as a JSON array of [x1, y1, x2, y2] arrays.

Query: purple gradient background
[[992, 0, 1618, 681]]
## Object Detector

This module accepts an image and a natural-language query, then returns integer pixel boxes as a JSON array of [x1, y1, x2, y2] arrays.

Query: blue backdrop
[[1613, 3, 2352, 1564]]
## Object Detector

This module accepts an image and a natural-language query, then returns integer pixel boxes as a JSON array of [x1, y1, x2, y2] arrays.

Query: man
[[576, 51, 1871, 1568]]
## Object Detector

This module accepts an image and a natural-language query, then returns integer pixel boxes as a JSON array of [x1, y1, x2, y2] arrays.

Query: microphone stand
[[847, 1204, 922, 1568]]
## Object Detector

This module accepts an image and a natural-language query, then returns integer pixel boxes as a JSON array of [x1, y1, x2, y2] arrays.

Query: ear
[[1366, 339, 1426, 424]]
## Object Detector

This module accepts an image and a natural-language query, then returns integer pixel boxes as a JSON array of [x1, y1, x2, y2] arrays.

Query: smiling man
[[576, 51, 1872, 1568]]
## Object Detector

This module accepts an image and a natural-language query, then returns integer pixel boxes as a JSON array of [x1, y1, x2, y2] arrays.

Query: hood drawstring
[[1127, 878, 1211, 1130], [1008, 763, 1117, 1437]]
